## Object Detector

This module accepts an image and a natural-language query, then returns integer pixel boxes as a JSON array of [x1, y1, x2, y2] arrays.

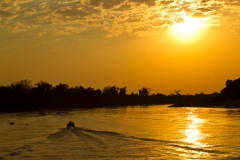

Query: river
[[1, 105, 240, 159]]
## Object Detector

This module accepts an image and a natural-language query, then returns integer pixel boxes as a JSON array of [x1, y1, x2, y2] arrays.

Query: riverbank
[[168, 100, 240, 108]]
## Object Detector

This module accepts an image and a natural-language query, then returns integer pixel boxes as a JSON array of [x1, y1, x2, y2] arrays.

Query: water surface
[[1, 105, 240, 159]]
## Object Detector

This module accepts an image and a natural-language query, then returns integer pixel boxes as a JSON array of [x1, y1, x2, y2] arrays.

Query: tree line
[[2, 77, 240, 112], [0, 79, 224, 112]]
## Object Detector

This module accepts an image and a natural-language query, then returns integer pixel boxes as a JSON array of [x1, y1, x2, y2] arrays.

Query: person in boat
[[67, 121, 75, 129]]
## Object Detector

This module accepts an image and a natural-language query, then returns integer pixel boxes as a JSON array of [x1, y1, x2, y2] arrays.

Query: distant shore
[[1, 77, 240, 113], [168, 100, 240, 108]]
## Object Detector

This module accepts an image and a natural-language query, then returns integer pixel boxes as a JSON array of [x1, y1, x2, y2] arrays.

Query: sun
[[170, 12, 208, 42]]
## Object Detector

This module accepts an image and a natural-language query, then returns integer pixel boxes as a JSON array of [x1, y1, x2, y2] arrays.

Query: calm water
[[1, 105, 240, 159]]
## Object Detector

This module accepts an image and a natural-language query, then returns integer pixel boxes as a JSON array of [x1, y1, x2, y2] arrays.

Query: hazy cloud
[[129, 0, 156, 6], [113, 3, 132, 11], [0, 0, 240, 36], [53, 26, 86, 35], [32, 31, 47, 37], [21, 8, 37, 16], [0, 10, 17, 18], [17, 0, 34, 4], [1, 21, 39, 32], [90, 0, 125, 9], [57, 0, 79, 5]]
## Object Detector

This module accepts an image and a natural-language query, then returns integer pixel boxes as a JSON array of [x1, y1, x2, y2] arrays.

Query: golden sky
[[0, 0, 240, 94]]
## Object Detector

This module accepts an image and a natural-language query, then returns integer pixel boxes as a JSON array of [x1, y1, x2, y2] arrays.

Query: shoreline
[[168, 100, 240, 108]]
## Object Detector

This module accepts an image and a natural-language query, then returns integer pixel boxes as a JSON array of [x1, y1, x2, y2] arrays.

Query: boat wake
[[1, 127, 236, 160], [48, 127, 226, 154]]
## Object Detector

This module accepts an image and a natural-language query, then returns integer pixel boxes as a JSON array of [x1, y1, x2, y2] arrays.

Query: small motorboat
[[67, 121, 75, 129]]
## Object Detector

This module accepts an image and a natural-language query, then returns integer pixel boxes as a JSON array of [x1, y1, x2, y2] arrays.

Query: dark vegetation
[[0, 78, 240, 112], [205, 78, 240, 107]]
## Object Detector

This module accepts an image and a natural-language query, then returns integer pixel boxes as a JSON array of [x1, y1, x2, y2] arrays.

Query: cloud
[[90, 0, 101, 7], [113, 3, 132, 11], [39, 2, 102, 25], [0, 0, 32, 19], [225, 1, 240, 6], [1, 21, 39, 32], [129, 0, 156, 6], [0, 1, 19, 20], [192, 12, 205, 18], [21, 8, 38, 16], [90, 0, 125, 9], [0, 10, 18, 18], [17, 0, 34, 4], [57, 0, 79, 5], [39, 2, 48, 10], [32, 31, 47, 37], [197, 7, 213, 12], [200, 0, 210, 4], [53, 26, 86, 36], [0, 0, 240, 37], [160, 0, 174, 6], [0, 0, 17, 11]]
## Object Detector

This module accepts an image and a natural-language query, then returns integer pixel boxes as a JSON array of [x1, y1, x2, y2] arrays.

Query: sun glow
[[170, 12, 208, 42], [183, 109, 207, 147]]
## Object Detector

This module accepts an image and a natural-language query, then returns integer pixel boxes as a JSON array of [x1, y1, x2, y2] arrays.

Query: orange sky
[[0, 0, 240, 94]]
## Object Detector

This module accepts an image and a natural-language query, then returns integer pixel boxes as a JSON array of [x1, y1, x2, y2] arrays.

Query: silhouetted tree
[[174, 90, 181, 96], [103, 86, 119, 96], [2, 77, 237, 112], [54, 83, 69, 92], [221, 78, 240, 100], [9, 79, 32, 109], [170, 90, 181, 96], [35, 81, 53, 93], [10, 79, 32, 92], [119, 87, 127, 96], [139, 87, 151, 96], [0, 86, 11, 109], [32, 81, 54, 108]]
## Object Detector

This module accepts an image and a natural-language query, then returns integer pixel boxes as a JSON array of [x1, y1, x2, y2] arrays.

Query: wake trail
[[48, 127, 222, 154]]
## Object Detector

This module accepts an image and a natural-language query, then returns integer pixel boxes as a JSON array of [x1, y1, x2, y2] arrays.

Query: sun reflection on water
[[176, 108, 210, 158], [183, 109, 207, 147]]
